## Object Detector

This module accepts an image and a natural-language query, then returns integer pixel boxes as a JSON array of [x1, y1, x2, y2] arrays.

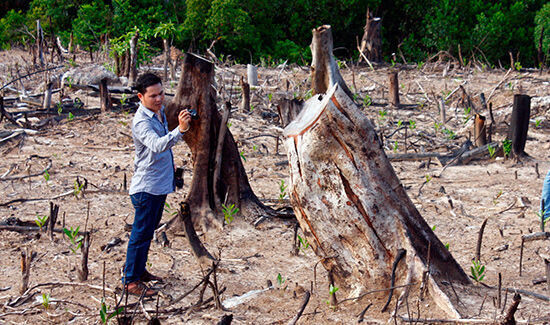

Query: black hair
[[135, 73, 162, 95]]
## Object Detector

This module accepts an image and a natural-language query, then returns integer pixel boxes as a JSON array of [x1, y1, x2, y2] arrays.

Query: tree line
[[0, 0, 548, 68]]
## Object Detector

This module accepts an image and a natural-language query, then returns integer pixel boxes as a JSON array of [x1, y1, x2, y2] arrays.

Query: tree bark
[[508, 94, 531, 158], [282, 26, 474, 317], [473, 114, 487, 147], [247, 64, 258, 86], [165, 53, 282, 229], [163, 39, 171, 82], [310, 25, 353, 98], [277, 98, 303, 127], [99, 78, 112, 113], [389, 71, 400, 107], [239, 76, 250, 112], [42, 81, 53, 110], [36, 20, 44, 67], [358, 8, 382, 63], [128, 31, 139, 86]]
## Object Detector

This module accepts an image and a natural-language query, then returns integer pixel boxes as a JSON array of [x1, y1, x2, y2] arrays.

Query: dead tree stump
[[165, 53, 285, 229], [281, 25, 479, 318], [508, 94, 531, 158], [358, 8, 382, 63], [474, 114, 487, 147], [239, 76, 250, 112], [99, 78, 112, 113], [128, 31, 139, 86], [389, 71, 400, 107]]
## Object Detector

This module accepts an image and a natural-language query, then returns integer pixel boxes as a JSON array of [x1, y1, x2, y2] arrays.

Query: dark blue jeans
[[541, 171, 550, 221], [123, 192, 166, 284]]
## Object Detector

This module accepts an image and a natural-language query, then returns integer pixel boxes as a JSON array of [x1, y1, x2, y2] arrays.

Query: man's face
[[138, 83, 164, 113]]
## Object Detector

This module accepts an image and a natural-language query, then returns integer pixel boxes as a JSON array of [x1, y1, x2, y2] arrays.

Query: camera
[[174, 167, 184, 189], [186, 108, 199, 120]]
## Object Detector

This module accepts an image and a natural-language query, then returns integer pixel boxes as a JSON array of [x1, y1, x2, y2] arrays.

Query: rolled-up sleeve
[[133, 119, 182, 153]]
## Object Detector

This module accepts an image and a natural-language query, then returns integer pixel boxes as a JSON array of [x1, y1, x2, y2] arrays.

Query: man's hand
[[178, 109, 192, 133]]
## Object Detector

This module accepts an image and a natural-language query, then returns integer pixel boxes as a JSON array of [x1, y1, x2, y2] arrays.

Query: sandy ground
[[0, 48, 549, 324]]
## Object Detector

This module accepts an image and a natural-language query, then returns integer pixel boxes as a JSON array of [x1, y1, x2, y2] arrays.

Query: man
[[123, 73, 191, 296]]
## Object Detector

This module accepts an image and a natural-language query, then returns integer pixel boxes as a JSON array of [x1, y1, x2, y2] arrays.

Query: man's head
[[136, 73, 164, 113]]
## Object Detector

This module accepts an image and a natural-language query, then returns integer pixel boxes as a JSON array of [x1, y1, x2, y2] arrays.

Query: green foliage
[[425, 174, 432, 183], [221, 203, 239, 224], [279, 179, 288, 201], [536, 207, 549, 231], [392, 140, 399, 153], [470, 259, 486, 282], [535, 3, 550, 65], [276, 273, 285, 286], [41, 293, 51, 309], [409, 120, 416, 130], [1, 0, 546, 66], [43, 170, 50, 182], [100, 298, 124, 324], [153, 22, 176, 40], [463, 107, 471, 124], [535, 119, 542, 128], [35, 215, 48, 230], [297, 235, 309, 252], [72, 0, 110, 50], [67, 112, 75, 121], [0, 10, 26, 49], [329, 284, 339, 295], [442, 127, 456, 140], [502, 139, 512, 157], [488, 144, 496, 158], [63, 226, 83, 253]]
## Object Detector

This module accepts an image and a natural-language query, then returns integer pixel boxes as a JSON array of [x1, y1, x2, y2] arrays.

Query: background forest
[[0, 0, 549, 68]]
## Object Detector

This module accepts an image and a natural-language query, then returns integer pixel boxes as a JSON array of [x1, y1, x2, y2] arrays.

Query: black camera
[[174, 167, 184, 189], [186, 108, 199, 120]]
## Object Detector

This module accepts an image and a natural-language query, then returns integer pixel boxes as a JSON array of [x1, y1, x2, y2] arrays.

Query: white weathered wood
[[283, 83, 471, 316], [247, 64, 258, 86]]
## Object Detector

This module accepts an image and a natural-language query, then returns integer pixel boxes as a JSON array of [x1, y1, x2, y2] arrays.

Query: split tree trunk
[[281, 25, 477, 318], [358, 8, 382, 63], [508, 94, 531, 158], [310, 25, 353, 98], [165, 53, 282, 229]]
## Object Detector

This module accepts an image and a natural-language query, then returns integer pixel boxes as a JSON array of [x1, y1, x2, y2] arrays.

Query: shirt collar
[[138, 102, 164, 119]]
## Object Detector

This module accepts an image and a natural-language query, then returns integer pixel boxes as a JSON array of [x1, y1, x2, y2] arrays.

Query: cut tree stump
[[279, 25, 495, 318], [474, 114, 487, 147], [165, 53, 289, 229], [358, 8, 382, 63], [508, 94, 531, 158], [389, 71, 400, 107]]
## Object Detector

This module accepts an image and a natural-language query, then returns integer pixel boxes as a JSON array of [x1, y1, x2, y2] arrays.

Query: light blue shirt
[[129, 103, 183, 195]]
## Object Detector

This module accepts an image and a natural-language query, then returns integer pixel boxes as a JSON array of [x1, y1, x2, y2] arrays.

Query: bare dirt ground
[[0, 48, 549, 324]]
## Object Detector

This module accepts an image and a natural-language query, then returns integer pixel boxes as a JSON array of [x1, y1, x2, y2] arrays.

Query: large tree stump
[[281, 26, 488, 318], [165, 53, 283, 229], [358, 8, 382, 63]]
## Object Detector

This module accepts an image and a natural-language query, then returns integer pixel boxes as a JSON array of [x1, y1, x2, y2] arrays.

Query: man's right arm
[[133, 120, 182, 153]]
